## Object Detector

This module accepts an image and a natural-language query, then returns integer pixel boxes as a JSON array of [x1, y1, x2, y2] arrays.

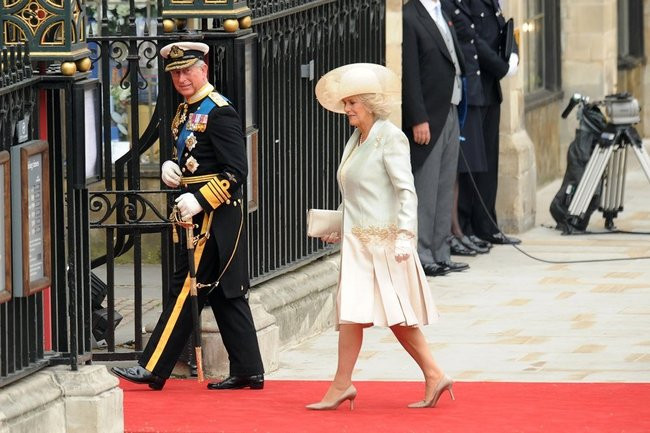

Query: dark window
[[523, 0, 561, 100], [618, 0, 644, 68]]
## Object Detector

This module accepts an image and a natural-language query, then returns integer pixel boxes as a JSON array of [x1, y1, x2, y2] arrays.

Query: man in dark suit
[[402, 0, 469, 277], [112, 42, 264, 391], [465, 0, 521, 245]]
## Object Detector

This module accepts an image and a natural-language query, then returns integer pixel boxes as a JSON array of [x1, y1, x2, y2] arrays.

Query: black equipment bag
[[549, 105, 607, 233]]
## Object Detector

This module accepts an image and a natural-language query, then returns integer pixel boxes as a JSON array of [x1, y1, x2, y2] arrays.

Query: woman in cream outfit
[[306, 64, 455, 410]]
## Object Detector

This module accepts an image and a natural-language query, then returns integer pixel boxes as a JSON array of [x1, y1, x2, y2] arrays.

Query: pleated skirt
[[336, 234, 438, 329]]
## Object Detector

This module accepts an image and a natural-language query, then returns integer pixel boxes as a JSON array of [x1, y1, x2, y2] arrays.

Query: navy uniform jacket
[[172, 88, 249, 299], [441, 0, 484, 107], [402, 0, 466, 169], [470, 0, 516, 105]]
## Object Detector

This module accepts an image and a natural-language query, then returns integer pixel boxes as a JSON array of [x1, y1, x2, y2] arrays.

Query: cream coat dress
[[336, 119, 438, 328]]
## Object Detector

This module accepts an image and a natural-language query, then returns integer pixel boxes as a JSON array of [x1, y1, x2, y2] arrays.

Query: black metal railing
[[0, 46, 47, 388], [247, 0, 385, 282]]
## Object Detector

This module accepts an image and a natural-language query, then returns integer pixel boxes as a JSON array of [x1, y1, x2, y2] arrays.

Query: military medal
[[186, 113, 208, 132], [196, 114, 208, 132], [185, 156, 199, 173], [185, 132, 197, 151]]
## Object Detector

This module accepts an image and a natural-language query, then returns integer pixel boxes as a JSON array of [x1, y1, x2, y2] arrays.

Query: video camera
[[552, 90, 648, 233], [562, 92, 641, 126]]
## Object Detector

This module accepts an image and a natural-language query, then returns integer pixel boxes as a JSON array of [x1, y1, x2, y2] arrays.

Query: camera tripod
[[567, 124, 650, 230]]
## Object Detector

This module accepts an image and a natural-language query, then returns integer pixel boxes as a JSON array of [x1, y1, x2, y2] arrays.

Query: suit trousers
[[139, 226, 264, 379], [470, 103, 501, 238], [414, 105, 460, 265]]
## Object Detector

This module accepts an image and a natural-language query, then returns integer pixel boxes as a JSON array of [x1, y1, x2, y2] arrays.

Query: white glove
[[506, 53, 519, 77], [394, 237, 412, 263], [175, 193, 202, 220], [161, 160, 182, 188], [321, 232, 341, 244]]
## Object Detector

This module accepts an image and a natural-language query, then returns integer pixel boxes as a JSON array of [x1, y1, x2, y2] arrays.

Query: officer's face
[[170, 63, 209, 98], [343, 95, 373, 129]]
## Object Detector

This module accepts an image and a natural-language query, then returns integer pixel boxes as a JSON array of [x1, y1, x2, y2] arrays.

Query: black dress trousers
[[469, 103, 501, 238], [138, 218, 264, 379]]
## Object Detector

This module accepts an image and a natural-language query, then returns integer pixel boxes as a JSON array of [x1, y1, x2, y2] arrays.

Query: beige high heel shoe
[[408, 375, 455, 408], [306, 385, 358, 410]]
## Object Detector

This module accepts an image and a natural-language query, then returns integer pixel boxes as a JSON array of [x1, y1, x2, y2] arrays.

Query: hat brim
[[315, 63, 400, 114]]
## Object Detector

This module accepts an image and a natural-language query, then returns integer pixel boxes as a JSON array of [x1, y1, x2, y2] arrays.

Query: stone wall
[[645, 0, 650, 130], [387, 0, 403, 127], [560, 0, 618, 155], [618, 63, 646, 136], [525, 99, 563, 186], [0, 366, 123, 433], [496, 0, 537, 232]]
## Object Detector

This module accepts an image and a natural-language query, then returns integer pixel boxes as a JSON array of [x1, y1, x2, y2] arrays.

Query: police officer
[[112, 42, 265, 391], [457, 0, 521, 245]]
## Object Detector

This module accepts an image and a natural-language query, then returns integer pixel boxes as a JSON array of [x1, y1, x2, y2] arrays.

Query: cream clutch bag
[[306, 209, 343, 237]]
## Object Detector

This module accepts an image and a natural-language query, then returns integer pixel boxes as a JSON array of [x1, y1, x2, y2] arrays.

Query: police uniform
[[460, 0, 517, 240], [441, 0, 487, 175], [138, 44, 264, 382]]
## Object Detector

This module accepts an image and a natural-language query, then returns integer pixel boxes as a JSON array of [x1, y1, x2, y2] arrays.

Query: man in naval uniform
[[112, 42, 264, 391]]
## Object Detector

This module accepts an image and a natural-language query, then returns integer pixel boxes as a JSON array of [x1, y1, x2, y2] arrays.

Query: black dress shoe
[[458, 235, 489, 254], [421, 263, 450, 277], [207, 374, 264, 390], [481, 232, 521, 245], [449, 236, 477, 256], [468, 235, 492, 250], [111, 366, 166, 390], [436, 260, 469, 272]]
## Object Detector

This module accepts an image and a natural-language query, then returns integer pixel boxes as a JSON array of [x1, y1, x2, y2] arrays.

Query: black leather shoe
[[481, 232, 521, 245], [468, 235, 492, 250], [207, 374, 264, 390], [436, 260, 469, 272], [111, 366, 166, 390], [458, 235, 489, 254], [422, 263, 450, 277], [449, 236, 477, 256]]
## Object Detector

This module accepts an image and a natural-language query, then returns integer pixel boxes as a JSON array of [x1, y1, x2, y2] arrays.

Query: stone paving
[[268, 146, 650, 384]]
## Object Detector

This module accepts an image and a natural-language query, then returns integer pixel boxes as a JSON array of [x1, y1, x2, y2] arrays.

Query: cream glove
[[161, 160, 182, 188], [394, 237, 412, 263], [175, 193, 202, 220], [506, 53, 519, 77]]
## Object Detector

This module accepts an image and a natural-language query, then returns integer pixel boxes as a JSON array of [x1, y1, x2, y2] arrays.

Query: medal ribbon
[[176, 97, 217, 157]]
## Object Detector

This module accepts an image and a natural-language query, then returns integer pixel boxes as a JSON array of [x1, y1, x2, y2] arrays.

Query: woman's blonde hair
[[355, 93, 393, 120]]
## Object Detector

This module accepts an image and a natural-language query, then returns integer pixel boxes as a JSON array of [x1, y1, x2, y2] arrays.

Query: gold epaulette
[[209, 92, 229, 108]]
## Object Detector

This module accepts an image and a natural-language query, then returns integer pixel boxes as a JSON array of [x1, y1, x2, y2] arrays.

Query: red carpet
[[121, 379, 650, 433]]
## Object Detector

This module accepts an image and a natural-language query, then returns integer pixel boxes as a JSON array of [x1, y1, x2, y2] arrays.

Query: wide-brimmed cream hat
[[315, 63, 400, 113]]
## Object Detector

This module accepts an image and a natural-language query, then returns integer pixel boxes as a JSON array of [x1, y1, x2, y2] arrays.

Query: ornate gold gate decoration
[[0, 0, 90, 63]]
